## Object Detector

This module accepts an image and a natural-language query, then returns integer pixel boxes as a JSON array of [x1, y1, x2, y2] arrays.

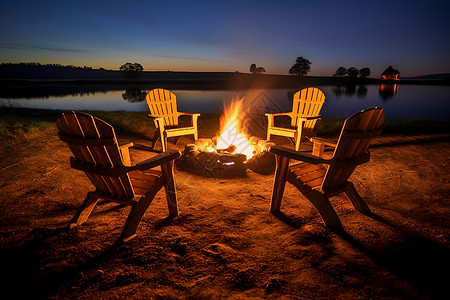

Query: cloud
[[0, 42, 91, 53]]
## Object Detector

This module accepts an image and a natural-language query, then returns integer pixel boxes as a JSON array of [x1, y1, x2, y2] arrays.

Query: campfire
[[176, 98, 276, 177]]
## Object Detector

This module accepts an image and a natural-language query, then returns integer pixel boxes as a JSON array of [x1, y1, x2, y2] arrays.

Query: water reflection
[[332, 85, 368, 98], [2, 85, 449, 120], [356, 85, 368, 98], [122, 89, 147, 103], [379, 84, 399, 100], [0, 85, 115, 99]]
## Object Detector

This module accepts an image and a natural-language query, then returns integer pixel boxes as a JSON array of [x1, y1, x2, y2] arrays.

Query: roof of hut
[[381, 66, 400, 75]]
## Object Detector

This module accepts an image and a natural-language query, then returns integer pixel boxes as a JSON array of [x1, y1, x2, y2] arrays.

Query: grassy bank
[[1, 108, 448, 140]]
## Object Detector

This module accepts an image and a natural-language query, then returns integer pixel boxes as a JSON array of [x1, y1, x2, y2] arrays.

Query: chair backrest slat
[[291, 87, 325, 129], [146, 88, 179, 126], [57, 111, 134, 199], [322, 107, 384, 190]]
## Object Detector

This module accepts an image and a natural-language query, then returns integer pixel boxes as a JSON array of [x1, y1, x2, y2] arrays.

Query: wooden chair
[[146, 88, 201, 151], [269, 107, 384, 233], [266, 87, 325, 151], [57, 111, 181, 243]]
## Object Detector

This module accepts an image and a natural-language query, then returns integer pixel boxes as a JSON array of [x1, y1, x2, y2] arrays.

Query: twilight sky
[[1, 0, 449, 77]]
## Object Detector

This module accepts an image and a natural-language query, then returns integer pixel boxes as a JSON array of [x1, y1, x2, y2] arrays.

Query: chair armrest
[[178, 112, 200, 126], [310, 137, 337, 147], [269, 145, 370, 168], [265, 112, 292, 118], [269, 145, 329, 164], [266, 113, 291, 129], [119, 142, 133, 149], [132, 150, 181, 171], [178, 112, 201, 117], [69, 150, 181, 176], [148, 115, 165, 129], [119, 142, 134, 167], [299, 115, 321, 121]]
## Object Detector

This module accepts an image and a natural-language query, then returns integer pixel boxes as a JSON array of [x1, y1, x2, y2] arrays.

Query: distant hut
[[381, 66, 400, 80]]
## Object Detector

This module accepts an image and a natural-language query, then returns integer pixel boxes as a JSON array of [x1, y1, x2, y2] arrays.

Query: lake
[[1, 84, 449, 120]]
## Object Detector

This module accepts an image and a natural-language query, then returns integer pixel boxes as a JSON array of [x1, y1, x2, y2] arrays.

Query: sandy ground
[[0, 125, 449, 299]]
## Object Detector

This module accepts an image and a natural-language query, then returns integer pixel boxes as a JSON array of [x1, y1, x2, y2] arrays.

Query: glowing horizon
[[1, 1, 449, 77]]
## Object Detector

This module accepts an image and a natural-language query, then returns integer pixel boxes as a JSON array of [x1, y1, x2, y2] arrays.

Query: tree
[[359, 67, 371, 78], [255, 67, 266, 74], [289, 56, 311, 76], [250, 64, 265, 74], [333, 67, 347, 77], [122, 88, 147, 103], [120, 62, 143, 72], [120, 62, 144, 78], [347, 67, 359, 78]]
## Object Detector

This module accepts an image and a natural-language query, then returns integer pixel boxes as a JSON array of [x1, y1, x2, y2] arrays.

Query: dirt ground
[[0, 125, 449, 299]]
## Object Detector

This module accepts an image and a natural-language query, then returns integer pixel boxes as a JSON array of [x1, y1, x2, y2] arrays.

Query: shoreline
[[1, 72, 449, 90], [1, 108, 448, 140]]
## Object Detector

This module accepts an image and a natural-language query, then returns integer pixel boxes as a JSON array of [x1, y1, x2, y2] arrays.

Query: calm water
[[1, 84, 449, 120]]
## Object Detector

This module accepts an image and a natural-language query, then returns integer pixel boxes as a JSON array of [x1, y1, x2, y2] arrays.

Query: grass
[[0, 108, 61, 137], [0, 107, 448, 139]]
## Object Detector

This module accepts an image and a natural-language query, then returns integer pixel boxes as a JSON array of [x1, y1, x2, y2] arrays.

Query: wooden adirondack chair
[[266, 87, 325, 151], [269, 107, 384, 233], [146, 88, 201, 151], [57, 111, 181, 243]]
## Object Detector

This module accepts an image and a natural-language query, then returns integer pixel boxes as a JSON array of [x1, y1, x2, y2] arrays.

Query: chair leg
[[312, 142, 325, 157], [174, 136, 183, 145], [161, 161, 178, 217], [120, 192, 158, 243], [308, 192, 344, 233], [194, 131, 198, 141], [302, 191, 344, 233], [294, 134, 301, 151], [68, 192, 100, 229], [286, 137, 295, 146], [270, 155, 290, 213], [161, 131, 168, 152], [344, 182, 372, 215], [151, 131, 160, 150]]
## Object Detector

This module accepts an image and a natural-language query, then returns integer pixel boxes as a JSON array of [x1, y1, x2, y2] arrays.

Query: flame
[[216, 98, 254, 159]]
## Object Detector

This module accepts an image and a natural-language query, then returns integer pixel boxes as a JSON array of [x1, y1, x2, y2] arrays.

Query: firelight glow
[[216, 98, 254, 159]]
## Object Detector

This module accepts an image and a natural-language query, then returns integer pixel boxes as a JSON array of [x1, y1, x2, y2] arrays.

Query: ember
[[176, 97, 276, 177]]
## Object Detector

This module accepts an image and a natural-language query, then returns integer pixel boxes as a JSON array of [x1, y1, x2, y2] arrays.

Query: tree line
[[249, 57, 371, 78], [333, 66, 370, 78], [4, 61, 372, 78], [0, 62, 102, 70]]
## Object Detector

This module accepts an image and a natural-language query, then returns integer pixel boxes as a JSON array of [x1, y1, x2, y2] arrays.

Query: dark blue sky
[[1, 0, 449, 77]]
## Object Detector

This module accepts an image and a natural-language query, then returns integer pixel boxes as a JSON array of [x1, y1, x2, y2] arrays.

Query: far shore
[[1, 71, 449, 90]]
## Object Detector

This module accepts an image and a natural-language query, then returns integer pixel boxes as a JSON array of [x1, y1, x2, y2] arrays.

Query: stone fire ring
[[175, 137, 276, 178]]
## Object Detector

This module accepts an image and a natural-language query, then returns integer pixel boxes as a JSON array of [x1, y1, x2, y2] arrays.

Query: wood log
[[260, 141, 276, 152], [178, 137, 275, 177], [217, 144, 237, 154], [246, 151, 276, 174], [248, 136, 262, 145], [193, 138, 214, 151]]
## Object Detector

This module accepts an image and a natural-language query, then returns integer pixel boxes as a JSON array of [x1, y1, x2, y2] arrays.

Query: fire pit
[[176, 98, 276, 177], [176, 137, 276, 177]]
